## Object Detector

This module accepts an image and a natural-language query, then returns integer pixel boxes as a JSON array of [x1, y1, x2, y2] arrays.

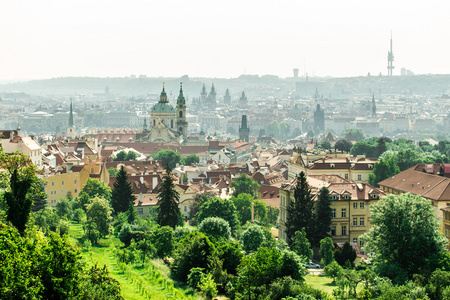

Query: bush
[[198, 273, 218, 299], [73, 208, 86, 223], [198, 216, 231, 240], [118, 223, 133, 247], [324, 260, 343, 283], [240, 225, 265, 253], [187, 267, 205, 290], [279, 250, 307, 281]]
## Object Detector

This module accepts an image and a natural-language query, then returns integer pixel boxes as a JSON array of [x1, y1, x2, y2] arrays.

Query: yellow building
[[441, 207, 450, 247], [43, 159, 109, 207], [279, 175, 385, 252], [288, 152, 377, 183]]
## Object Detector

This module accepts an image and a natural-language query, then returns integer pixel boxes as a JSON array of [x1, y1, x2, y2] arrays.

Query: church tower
[[176, 83, 188, 138], [208, 83, 217, 107], [200, 83, 207, 104], [224, 88, 231, 105], [239, 115, 250, 142], [371, 94, 377, 118], [67, 99, 75, 138], [313, 104, 325, 132]]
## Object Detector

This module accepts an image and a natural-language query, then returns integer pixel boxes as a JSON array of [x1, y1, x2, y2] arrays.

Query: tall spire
[[69, 99, 74, 127], [143, 117, 148, 132], [159, 83, 168, 103], [177, 82, 185, 104]]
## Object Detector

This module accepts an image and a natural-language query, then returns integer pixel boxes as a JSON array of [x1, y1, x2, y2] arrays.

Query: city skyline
[[1, 0, 450, 80]]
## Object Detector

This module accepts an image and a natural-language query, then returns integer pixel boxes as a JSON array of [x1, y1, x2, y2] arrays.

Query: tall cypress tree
[[111, 165, 136, 215], [313, 187, 332, 246], [286, 171, 314, 245], [156, 167, 182, 229]]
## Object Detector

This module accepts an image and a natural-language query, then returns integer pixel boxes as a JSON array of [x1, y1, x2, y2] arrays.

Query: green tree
[[150, 225, 174, 258], [124, 151, 137, 161], [344, 128, 365, 141], [279, 249, 307, 280], [314, 187, 332, 245], [85, 196, 113, 243], [350, 140, 377, 157], [286, 171, 314, 244], [107, 167, 119, 177], [197, 196, 239, 233], [217, 240, 244, 275], [324, 260, 343, 283], [181, 154, 200, 166], [290, 228, 313, 259], [79, 178, 112, 203], [0, 149, 37, 234], [56, 197, 73, 220], [152, 149, 181, 169], [320, 237, 335, 266], [267, 205, 279, 226], [335, 138, 353, 152], [113, 151, 126, 161], [198, 273, 218, 299], [317, 140, 331, 150], [171, 231, 216, 282], [334, 241, 357, 267], [29, 177, 48, 212], [198, 216, 231, 240], [363, 193, 448, 278], [111, 165, 136, 215], [156, 167, 182, 229], [78, 264, 123, 300], [232, 193, 253, 225], [240, 224, 266, 253], [368, 158, 400, 187], [231, 174, 260, 198]]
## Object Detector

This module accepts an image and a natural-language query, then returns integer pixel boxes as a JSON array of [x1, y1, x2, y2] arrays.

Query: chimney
[[139, 193, 143, 203], [140, 176, 144, 185]]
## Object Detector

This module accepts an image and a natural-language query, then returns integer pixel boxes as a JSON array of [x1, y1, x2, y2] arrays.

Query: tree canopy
[[111, 165, 136, 216], [285, 171, 315, 244], [230, 174, 260, 198], [181, 154, 200, 166], [363, 193, 448, 279], [152, 149, 181, 169], [196, 196, 239, 233], [156, 167, 182, 229]]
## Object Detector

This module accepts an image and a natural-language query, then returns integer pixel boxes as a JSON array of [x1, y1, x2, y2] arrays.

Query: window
[[353, 203, 358, 209], [345, 174, 348, 180], [91, 168, 94, 173], [360, 240, 364, 247], [179, 111, 183, 118], [357, 174, 362, 181], [353, 218, 358, 226], [360, 218, 365, 226], [74, 179, 77, 184], [184, 206, 187, 212], [331, 226, 336, 236], [341, 208, 347, 218], [137, 208, 143, 215], [62, 181, 64, 185], [342, 226, 347, 236], [332, 208, 336, 218], [52, 182, 55, 186], [74, 189, 77, 193], [353, 238, 358, 244], [360, 202, 365, 209], [51, 199, 56, 204]]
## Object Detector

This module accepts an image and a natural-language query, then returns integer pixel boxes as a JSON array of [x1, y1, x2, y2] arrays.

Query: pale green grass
[[69, 222, 202, 300], [305, 274, 337, 296]]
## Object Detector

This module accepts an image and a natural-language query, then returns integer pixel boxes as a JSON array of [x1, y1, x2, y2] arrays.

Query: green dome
[[151, 102, 175, 113]]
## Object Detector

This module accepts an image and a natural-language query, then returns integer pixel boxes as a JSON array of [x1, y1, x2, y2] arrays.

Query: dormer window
[[330, 163, 335, 168]]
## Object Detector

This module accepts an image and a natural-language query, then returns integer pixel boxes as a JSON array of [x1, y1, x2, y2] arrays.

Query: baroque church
[[139, 84, 188, 143]]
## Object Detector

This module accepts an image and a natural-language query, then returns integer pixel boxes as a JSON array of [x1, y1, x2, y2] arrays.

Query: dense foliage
[[156, 167, 183, 229], [230, 174, 260, 198]]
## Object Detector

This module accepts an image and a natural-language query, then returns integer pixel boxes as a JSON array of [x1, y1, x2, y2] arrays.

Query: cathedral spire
[[159, 83, 168, 103], [69, 99, 74, 127], [177, 82, 185, 104]]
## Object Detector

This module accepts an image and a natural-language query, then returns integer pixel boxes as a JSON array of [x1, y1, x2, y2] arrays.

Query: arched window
[[179, 127, 182, 132], [171, 120, 173, 128], [179, 111, 183, 118]]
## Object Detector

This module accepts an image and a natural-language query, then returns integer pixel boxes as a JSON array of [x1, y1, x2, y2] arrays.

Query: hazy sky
[[1, 0, 449, 80]]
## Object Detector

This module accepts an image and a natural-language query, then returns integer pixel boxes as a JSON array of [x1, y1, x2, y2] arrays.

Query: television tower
[[387, 32, 394, 76]]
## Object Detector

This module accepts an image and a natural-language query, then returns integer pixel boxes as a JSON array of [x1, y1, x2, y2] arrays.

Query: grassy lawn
[[69, 222, 202, 300], [305, 274, 337, 296]]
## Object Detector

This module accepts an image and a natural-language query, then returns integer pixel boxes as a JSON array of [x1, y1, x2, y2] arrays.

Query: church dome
[[151, 102, 175, 113]]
